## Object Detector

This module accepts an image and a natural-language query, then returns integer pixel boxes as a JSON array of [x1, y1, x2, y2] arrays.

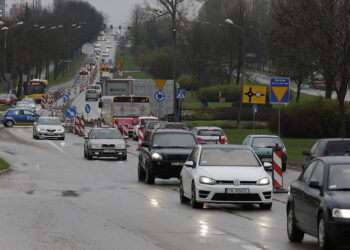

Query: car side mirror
[[302, 151, 310, 156], [263, 162, 272, 169], [141, 142, 148, 147], [185, 161, 194, 168], [309, 180, 321, 189]]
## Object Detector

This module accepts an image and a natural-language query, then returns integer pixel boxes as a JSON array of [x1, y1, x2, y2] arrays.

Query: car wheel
[[84, 149, 87, 159], [138, 162, 145, 182], [287, 206, 304, 242], [122, 155, 127, 161], [191, 183, 203, 209], [33, 133, 36, 139], [318, 216, 333, 250], [179, 179, 190, 204], [60, 137, 65, 141], [145, 165, 155, 184], [282, 161, 287, 172], [5, 120, 14, 127], [259, 203, 272, 210], [87, 150, 93, 160]]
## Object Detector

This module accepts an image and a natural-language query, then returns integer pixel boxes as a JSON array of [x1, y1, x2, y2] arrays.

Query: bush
[[269, 98, 350, 138], [177, 74, 194, 90], [197, 84, 241, 102]]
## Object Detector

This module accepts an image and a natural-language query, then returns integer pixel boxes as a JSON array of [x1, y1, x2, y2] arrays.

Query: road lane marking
[[47, 140, 65, 154]]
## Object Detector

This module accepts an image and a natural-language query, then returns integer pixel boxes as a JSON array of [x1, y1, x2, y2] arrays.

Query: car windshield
[[38, 118, 61, 125], [328, 164, 350, 190], [199, 148, 261, 166], [22, 99, 35, 103], [198, 129, 224, 136], [325, 141, 350, 155], [161, 123, 188, 129], [91, 129, 123, 139], [141, 118, 157, 125], [90, 86, 100, 89], [252, 137, 284, 148], [0, 94, 13, 98], [152, 133, 196, 148], [87, 90, 96, 93]]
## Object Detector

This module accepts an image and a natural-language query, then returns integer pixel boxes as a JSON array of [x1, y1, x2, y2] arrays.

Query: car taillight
[[196, 137, 203, 142], [219, 137, 228, 144]]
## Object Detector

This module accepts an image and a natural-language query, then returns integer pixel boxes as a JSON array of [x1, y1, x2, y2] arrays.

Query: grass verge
[[0, 105, 10, 111], [0, 158, 10, 171]]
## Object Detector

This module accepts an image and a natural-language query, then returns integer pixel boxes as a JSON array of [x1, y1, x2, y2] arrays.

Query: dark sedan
[[138, 129, 197, 184], [287, 156, 350, 250]]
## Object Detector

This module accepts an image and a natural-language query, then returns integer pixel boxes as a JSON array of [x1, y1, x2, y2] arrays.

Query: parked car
[[287, 156, 350, 249], [84, 127, 127, 160], [138, 129, 197, 184], [0, 93, 17, 105], [179, 144, 273, 209], [157, 122, 188, 130], [1, 108, 40, 127], [191, 126, 228, 144], [79, 67, 89, 75], [85, 89, 99, 101], [133, 116, 158, 141], [302, 138, 350, 167], [33, 117, 65, 140], [242, 134, 287, 171]]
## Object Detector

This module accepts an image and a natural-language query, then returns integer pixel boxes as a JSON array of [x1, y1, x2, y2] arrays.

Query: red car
[[79, 67, 89, 75], [0, 93, 17, 105]]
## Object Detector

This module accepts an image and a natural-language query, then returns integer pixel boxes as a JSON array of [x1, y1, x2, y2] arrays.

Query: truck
[[102, 79, 175, 119]]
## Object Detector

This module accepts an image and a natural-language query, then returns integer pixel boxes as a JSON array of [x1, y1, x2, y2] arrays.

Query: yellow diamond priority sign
[[242, 85, 267, 104], [154, 79, 167, 90]]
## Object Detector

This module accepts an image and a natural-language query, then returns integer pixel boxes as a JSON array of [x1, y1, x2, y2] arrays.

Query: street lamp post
[[225, 18, 246, 128], [1, 21, 24, 93]]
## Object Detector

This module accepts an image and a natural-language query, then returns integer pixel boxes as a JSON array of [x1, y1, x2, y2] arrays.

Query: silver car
[[191, 126, 228, 144], [85, 89, 99, 101], [33, 117, 65, 140], [84, 127, 127, 160]]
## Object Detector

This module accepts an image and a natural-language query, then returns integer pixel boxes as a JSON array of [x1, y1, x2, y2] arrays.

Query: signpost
[[252, 104, 258, 134], [65, 107, 77, 119], [154, 91, 165, 102], [85, 104, 91, 121], [176, 89, 186, 100], [63, 94, 69, 101], [242, 85, 267, 104], [270, 78, 290, 136]]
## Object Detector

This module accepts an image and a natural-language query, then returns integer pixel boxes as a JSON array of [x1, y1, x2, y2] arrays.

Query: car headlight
[[90, 144, 102, 149], [57, 128, 64, 133], [256, 177, 270, 185], [332, 209, 350, 219], [116, 144, 126, 149], [199, 176, 216, 185], [37, 128, 45, 132], [151, 152, 162, 160]]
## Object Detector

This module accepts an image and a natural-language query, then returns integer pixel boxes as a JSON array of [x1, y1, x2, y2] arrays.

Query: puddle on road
[[61, 190, 80, 197]]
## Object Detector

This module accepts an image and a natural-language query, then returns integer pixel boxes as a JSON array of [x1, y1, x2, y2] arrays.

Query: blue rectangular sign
[[270, 78, 290, 104]]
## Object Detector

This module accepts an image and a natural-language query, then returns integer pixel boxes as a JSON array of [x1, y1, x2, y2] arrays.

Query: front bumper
[[150, 160, 185, 179], [195, 183, 272, 204], [327, 219, 350, 244], [89, 149, 127, 158], [37, 132, 65, 138]]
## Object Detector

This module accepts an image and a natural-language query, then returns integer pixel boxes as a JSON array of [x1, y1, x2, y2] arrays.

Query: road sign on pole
[[176, 89, 186, 100], [270, 78, 290, 104], [154, 79, 167, 90], [242, 85, 267, 104], [85, 104, 91, 114], [154, 91, 165, 102], [65, 107, 77, 119], [63, 94, 69, 101]]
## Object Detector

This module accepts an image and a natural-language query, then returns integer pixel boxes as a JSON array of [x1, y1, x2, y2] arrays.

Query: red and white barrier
[[138, 128, 145, 151], [121, 125, 129, 139], [272, 147, 287, 193]]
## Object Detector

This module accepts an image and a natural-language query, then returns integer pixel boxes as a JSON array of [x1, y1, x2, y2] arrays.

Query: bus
[[23, 79, 49, 103], [100, 95, 151, 137]]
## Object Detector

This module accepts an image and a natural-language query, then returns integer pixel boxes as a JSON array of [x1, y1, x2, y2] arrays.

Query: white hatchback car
[[180, 144, 273, 209]]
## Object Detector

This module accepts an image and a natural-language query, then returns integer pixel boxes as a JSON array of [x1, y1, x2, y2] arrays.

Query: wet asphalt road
[[0, 125, 323, 250]]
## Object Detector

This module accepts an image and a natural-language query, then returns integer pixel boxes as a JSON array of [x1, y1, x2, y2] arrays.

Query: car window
[[38, 118, 61, 125], [152, 133, 196, 148], [324, 141, 350, 155], [242, 136, 249, 145], [91, 129, 123, 139], [188, 147, 198, 162], [310, 140, 320, 154], [329, 164, 350, 190], [299, 161, 318, 184], [252, 137, 284, 148], [199, 148, 261, 166], [197, 129, 224, 136], [13, 110, 21, 115], [315, 141, 326, 154], [310, 162, 324, 185], [23, 110, 34, 116]]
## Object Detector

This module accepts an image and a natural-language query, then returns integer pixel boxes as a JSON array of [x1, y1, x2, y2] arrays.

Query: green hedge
[[197, 84, 241, 102], [269, 98, 350, 138]]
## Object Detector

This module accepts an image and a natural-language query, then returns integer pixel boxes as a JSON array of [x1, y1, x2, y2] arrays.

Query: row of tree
[[0, 0, 104, 97]]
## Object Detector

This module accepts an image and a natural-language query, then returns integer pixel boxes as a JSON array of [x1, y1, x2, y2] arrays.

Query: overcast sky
[[41, 0, 143, 26]]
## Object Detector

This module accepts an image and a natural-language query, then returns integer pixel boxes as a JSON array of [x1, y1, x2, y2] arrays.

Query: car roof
[[315, 156, 350, 165], [139, 116, 157, 119], [193, 126, 223, 130], [199, 144, 251, 150], [153, 129, 193, 134], [248, 134, 281, 138], [319, 138, 350, 142]]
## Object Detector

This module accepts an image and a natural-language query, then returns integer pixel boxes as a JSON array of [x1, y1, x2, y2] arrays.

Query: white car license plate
[[171, 162, 183, 166], [225, 188, 249, 194], [104, 149, 115, 153]]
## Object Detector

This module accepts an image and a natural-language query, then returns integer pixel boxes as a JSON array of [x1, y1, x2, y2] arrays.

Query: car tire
[[122, 155, 127, 161], [87, 150, 93, 160], [138, 162, 145, 182], [282, 161, 287, 172], [191, 183, 203, 209], [318, 216, 333, 250], [145, 165, 155, 184], [259, 203, 272, 210], [179, 179, 190, 204], [287, 206, 304, 242], [5, 120, 14, 127], [84, 149, 87, 159], [60, 137, 65, 141]]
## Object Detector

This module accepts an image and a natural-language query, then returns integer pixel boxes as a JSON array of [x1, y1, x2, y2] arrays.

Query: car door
[[23, 110, 36, 124], [303, 161, 324, 235], [293, 160, 318, 230], [183, 147, 199, 196], [12, 109, 25, 124], [141, 133, 152, 169]]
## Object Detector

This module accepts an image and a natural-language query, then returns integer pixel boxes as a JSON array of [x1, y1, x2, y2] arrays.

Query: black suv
[[302, 138, 350, 167], [138, 129, 197, 184]]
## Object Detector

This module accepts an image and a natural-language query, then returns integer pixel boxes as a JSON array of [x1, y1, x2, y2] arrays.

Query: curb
[[0, 167, 12, 175]]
